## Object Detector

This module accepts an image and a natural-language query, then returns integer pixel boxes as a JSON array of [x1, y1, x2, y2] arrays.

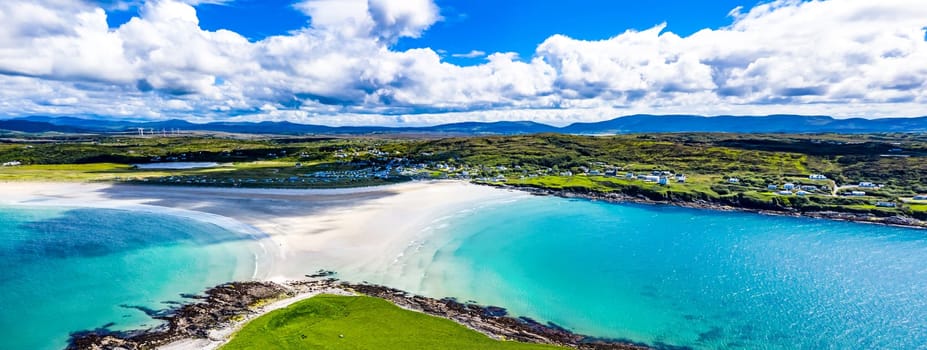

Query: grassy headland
[[222, 294, 563, 350]]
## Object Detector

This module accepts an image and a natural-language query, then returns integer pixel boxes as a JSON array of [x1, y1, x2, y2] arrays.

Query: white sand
[[0, 180, 528, 349], [0, 181, 524, 281]]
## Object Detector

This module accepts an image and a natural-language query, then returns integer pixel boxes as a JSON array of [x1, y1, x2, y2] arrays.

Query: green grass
[[0, 160, 404, 188], [222, 295, 563, 350]]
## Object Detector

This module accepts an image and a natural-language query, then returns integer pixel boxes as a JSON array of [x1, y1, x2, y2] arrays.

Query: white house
[[625, 172, 635, 179], [783, 183, 796, 190], [643, 175, 660, 182], [914, 195, 927, 200], [767, 184, 778, 190], [859, 182, 877, 188], [2, 161, 21, 167], [728, 178, 740, 184], [809, 174, 827, 180], [796, 191, 809, 196], [850, 191, 866, 196], [778, 190, 793, 195], [876, 201, 896, 208], [675, 174, 687, 183]]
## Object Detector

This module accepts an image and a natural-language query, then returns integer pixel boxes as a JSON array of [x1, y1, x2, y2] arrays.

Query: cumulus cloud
[[0, 0, 925, 126]]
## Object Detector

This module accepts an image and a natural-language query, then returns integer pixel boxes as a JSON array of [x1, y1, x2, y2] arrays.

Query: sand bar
[[0, 181, 525, 281]]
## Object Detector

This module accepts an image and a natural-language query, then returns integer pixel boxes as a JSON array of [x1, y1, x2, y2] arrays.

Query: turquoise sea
[[363, 195, 927, 350], [4, 194, 927, 350], [0, 206, 260, 350]]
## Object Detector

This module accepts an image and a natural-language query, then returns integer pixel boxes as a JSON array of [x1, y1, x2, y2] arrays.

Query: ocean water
[[0, 206, 261, 350], [369, 196, 927, 350]]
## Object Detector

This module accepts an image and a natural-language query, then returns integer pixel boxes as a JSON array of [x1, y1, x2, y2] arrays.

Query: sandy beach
[[1, 180, 530, 349], [0, 181, 524, 281]]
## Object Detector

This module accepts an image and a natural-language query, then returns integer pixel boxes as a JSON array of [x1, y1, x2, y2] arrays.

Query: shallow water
[[358, 195, 927, 350], [133, 162, 220, 169], [0, 206, 260, 350]]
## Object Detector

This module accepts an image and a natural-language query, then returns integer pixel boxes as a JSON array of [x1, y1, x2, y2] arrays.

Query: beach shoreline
[[0, 180, 526, 282]]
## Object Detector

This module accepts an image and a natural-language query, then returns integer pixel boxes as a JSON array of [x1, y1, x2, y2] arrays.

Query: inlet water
[[382, 196, 927, 349], [0, 206, 260, 350]]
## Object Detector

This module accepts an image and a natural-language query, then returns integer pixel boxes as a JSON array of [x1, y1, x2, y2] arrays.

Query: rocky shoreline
[[68, 276, 649, 350], [489, 183, 927, 229]]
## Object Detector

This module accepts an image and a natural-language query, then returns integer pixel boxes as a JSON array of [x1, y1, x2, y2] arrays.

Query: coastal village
[[32, 142, 912, 217]]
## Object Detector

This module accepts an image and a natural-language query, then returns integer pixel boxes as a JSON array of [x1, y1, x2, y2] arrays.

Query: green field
[[221, 295, 562, 350], [3, 132, 927, 218]]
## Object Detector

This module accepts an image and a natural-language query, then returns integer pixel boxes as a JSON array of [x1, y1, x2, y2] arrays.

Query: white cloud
[[451, 50, 486, 58], [367, 0, 441, 41], [0, 0, 925, 126]]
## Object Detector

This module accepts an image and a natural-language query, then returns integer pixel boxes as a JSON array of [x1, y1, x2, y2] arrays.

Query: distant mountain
[[2, 115, 927, 135], [0, 120, 88, 133], [421, 121, 560, 134], [561, 115, 927, 134]]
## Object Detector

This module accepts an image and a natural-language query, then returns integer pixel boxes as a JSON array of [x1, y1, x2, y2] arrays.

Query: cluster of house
[[769, 183, 820, 196], [2, 161, 21, 167], [768, 174, 829, 196], [307, 167, 391, 179], [621, 170, 685, 185], [334, 148, 392, 160]]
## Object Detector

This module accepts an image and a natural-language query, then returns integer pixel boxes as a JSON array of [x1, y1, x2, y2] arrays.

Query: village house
[[768, 184, 779, 190], [809, 174, 827, 180], [876, 201, 897, 208], [675, 174, 687, 183], [728, 178, 740, 184], [778, 190, 793, 196], [783, 183, 796, 190], [914, 195, 927, 201], [658, 177, 670, 186], [850, 191, 866, 196]]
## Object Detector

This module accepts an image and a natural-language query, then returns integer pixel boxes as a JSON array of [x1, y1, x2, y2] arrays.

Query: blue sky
[[104, 0, 760, 64], [397, 0, 761, 65], [0, 0, 925, 125]]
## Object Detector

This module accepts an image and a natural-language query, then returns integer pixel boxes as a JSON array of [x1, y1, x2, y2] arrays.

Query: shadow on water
[[96, 183, 400, 222], [8, 208, 248, 261], [8, 184, 403, 262]]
